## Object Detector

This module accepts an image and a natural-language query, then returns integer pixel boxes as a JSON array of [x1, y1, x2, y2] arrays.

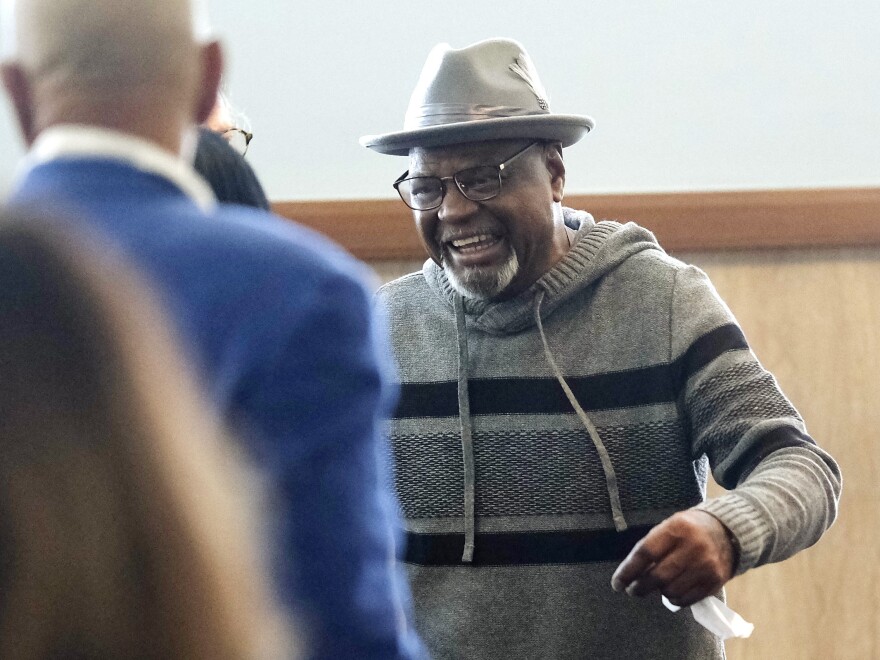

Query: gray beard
[[442, 249, 520, 301]]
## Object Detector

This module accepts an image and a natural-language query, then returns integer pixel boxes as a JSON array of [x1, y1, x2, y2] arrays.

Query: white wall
[[1, 1, 878, 200]]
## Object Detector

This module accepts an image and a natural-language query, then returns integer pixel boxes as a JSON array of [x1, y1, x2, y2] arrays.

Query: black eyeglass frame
[[222, 127, 254, 156], [392, 141, 542, 211]]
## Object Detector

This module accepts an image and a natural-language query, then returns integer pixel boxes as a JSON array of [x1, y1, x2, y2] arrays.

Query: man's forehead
[[409, 139, 528, 171]]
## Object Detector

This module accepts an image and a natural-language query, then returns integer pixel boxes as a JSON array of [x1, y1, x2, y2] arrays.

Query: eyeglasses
[[222, 128, 254, 156], [393, 141, 541, 211]]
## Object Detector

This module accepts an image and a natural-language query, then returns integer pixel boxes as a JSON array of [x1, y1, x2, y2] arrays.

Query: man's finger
[[623, 553, 690, 597], [611, 524, 679, 591]]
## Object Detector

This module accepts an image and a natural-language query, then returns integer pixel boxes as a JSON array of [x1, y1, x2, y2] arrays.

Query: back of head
[[194, 127, 270, 210], [0, 209, 292, 659], [1, 0, 219, 146], [3, 0, 204, 92]]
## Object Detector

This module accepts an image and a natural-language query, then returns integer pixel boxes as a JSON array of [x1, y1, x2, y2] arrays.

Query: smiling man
[[361, 38, 841, 660], [401, 138, 569, 301]]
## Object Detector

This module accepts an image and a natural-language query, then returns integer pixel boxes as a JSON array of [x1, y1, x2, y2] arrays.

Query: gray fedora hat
[[360, 38, 594, 156]]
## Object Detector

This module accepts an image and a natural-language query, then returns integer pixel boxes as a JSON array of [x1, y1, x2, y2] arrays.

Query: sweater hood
[[423, 208, 662, 334]]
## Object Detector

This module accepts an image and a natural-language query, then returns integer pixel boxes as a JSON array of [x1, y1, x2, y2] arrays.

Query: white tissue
[[662, 595, 754, 640]]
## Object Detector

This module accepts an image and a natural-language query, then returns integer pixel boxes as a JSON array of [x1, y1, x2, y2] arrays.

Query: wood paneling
[[274, 187, 880, 260], [273, 198, 424, 261]]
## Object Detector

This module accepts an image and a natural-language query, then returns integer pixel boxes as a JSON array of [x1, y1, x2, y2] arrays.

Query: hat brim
[[360, 114, 595, 156]]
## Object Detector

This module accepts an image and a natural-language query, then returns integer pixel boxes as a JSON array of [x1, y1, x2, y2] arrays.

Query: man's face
[[408, 139, 567, 301]]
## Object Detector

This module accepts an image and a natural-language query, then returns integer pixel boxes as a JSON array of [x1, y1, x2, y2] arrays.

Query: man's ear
[[194, 40, 223, 124], [545, 142, 566, 203], [1, 63, 36, 146]]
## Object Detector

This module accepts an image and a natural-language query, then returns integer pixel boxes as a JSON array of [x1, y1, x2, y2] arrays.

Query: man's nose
[[437, 183, 479, 224]]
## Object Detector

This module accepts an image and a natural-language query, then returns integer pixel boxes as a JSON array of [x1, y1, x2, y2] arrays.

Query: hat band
[[404, 103, 548, 129]]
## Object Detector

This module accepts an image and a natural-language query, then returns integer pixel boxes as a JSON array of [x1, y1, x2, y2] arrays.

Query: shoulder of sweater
[[602, 240, 692, 279]]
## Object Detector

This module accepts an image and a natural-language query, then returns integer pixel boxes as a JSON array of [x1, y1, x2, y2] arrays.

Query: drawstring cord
[[534, 290, 629, 532], [454, 293, 477, 562], [453, 287, 628, 566]]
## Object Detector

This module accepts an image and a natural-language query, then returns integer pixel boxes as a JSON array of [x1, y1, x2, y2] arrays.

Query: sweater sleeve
[[669, 264, 842, 575], [233, 266, 426, 660]]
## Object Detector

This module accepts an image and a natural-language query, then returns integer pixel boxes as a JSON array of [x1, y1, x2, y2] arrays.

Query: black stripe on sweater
[[672, 324, 749, 392], [403, 525, 654, 566], [394, 323, 748, 419]]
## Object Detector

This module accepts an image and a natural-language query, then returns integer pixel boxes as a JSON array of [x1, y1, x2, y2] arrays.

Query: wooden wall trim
[[273, 187, 880, 261]]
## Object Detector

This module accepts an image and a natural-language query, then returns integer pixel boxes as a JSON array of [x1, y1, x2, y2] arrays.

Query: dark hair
[[194, 127, 270, 210], [0, 210, 290, 659]]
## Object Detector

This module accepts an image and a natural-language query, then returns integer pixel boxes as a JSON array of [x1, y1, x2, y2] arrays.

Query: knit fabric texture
[[378, 209, 841, 660]]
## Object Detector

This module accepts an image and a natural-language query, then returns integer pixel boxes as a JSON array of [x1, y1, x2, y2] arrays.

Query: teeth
[[451, 234, 493, 248]]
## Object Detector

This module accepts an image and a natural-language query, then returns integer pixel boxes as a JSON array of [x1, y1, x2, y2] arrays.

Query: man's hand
[[611, 509, 737, 607]]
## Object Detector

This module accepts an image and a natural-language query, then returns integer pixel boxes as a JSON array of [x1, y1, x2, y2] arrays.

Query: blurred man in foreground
[[1, 1, 424, 658]]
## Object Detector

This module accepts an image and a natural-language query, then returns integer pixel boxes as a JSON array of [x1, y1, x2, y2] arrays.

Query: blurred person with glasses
[[204, 90, 253, 155], [223, 126, 253, 156], [360, 38, 841, 660], [195, 127, 269, 209]]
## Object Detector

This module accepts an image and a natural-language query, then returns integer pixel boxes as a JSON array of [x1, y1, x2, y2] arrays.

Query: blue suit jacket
[[11, 158, 424, 660]]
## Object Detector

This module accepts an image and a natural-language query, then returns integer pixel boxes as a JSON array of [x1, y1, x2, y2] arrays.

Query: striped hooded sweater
[[378, 210, 841, 660]]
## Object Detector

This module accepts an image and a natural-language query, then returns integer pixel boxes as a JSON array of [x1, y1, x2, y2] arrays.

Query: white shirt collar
[[18, 124, 217, 213]]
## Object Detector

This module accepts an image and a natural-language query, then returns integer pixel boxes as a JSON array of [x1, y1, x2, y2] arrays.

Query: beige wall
[[682, 247, 879, 660], [371, 260, 424, 285], [370, 246, 880, 660]]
